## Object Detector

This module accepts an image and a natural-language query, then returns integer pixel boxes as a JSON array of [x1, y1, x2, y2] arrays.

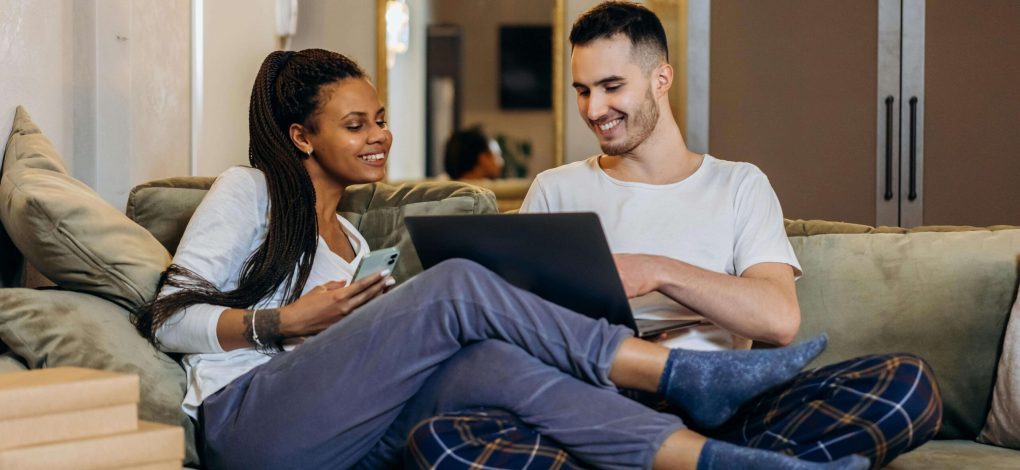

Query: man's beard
[[599, 88, 659, 156]]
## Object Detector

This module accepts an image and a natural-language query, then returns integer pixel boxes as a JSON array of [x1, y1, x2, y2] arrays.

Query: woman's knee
[[423, 258, 501, 289]]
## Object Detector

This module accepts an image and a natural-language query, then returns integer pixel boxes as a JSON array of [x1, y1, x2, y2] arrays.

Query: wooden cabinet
[[706, 0, 1020, 227]]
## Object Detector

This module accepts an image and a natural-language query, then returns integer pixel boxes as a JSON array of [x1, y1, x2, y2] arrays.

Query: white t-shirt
[[154, 166, 370, 418], [520, 155, 800, 351]]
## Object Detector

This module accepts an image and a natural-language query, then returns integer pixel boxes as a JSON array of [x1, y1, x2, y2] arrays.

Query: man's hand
[[614, 253, 800, 345], [613, 253, 664, 298]]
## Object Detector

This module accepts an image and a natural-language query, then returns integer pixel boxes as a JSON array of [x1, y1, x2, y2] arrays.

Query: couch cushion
[[788, 228, 1020, 439], [886, 440, 1020, 469], [0, 288, 197, 465], [979, 288, 1020, 448], [127, 176, 498, 282]]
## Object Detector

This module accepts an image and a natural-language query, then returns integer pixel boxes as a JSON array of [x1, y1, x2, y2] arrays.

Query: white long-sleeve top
[[154, 166, 369, 418]]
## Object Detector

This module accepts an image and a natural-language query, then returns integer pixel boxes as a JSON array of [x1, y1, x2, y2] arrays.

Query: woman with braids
[[137, 49, 865, 470]]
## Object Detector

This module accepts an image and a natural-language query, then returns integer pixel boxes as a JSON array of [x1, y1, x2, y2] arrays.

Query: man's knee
[[887, 353, 943, 440], [405, 410, 579, 470], [405, 411, 518, 469]]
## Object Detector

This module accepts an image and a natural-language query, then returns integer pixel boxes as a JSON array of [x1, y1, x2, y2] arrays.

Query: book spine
[[0, 421, 183, 470], [0, 404, 137, 451], [0, 375, 138, 420]]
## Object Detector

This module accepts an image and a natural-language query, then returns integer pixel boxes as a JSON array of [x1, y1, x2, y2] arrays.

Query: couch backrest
[[784, 219, 1020, 440], [126, 175, 498, 282]]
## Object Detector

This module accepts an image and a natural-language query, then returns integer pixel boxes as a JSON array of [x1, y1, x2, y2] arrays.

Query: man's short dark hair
[[444, 127, 490, 180], [569, 1, 668, 65]]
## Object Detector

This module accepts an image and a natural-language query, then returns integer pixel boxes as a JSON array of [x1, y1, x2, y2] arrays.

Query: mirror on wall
[[374, 0, 692, 181], [380, 0, 564, 182]]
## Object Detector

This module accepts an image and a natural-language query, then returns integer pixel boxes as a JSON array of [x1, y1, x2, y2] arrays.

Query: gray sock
[[659, 333, 828, 429], [697, 439, 870, 470]]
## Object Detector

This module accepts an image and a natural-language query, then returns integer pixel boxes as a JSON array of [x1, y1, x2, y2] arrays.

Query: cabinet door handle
[[884, 96, 895, 201], [908, 97, 918, 201]]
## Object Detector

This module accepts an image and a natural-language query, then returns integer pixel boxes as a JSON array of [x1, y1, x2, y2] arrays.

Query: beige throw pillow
[[2, 106, 67, 175], [0, 107, 170, 310], [979, 290, 1020, 448]]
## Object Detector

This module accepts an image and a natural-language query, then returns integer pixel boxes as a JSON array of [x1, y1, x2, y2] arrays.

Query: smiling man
[[520, 1, 942, 468]]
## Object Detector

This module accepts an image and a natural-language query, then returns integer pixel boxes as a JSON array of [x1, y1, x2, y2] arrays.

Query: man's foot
[[659, 334, 828, 428], [697, 439, 870, 470]]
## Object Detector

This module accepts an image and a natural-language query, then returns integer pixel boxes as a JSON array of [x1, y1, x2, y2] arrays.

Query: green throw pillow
[[0, 288, 197, 465]]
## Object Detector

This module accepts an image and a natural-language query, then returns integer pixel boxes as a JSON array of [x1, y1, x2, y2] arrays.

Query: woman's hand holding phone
[[279, 272, 390, 337]]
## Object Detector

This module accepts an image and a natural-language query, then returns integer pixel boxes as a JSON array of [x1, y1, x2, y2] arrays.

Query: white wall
[[196, 0, 277, 176], [85, 0, 190, 209], [1, 0, 74, 171], [2, 0, 411, 206], [2, 0, 190, 211], [291, 0, 376, 80], [196, 0, 379, 177], [387, 0, 428, 181]]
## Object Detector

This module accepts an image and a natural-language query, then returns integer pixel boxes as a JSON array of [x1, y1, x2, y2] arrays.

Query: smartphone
[[353, 247, 400, 282]]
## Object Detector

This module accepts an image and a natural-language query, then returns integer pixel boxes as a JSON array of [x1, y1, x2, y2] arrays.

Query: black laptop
[[404, 213, 700, 338]]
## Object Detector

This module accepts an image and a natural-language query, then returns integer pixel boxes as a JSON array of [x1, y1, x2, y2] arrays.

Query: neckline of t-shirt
[[593, 154, 714, 189], [317, 214, 366, 268]]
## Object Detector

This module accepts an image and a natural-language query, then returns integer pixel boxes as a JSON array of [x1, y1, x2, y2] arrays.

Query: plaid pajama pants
[[406, 353, 942, 469]]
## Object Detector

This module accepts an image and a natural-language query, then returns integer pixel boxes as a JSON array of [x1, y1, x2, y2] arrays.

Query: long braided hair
[[135, 49, 367, 345]]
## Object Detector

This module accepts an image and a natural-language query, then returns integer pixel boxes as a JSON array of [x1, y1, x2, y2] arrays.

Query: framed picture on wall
[[499, 25, 552, 110]]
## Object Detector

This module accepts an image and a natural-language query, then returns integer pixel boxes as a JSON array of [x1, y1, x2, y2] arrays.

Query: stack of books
[[0, 367, 183, 469]]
